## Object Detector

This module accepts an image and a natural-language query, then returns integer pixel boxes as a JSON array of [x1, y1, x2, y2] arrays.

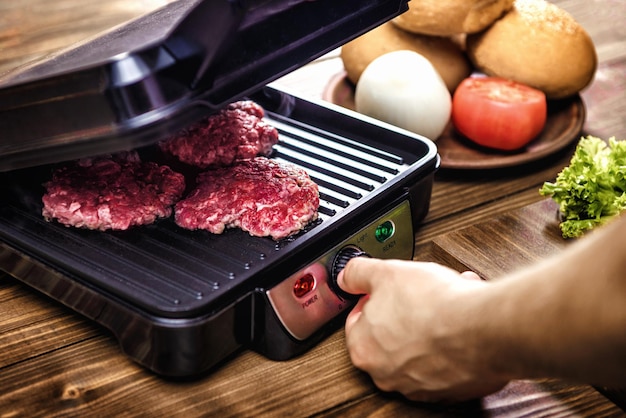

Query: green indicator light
[[375, 220, 395, 243]]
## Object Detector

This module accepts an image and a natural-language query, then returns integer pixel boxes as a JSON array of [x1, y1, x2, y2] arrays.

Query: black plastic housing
[[0, 88, 438, 376], [0, 0, 442, 378]]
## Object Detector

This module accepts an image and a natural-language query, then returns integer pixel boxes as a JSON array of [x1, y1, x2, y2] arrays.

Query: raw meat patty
[[160, 100, 279, 168], [175, 157, 319, 240], [42, 152, 186, 231]]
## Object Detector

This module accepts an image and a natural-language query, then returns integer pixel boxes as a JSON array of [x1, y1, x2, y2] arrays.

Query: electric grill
[[0, 0, 439, 377]]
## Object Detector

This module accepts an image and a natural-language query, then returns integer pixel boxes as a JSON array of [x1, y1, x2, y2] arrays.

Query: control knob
[[330, 245, 370, 300]]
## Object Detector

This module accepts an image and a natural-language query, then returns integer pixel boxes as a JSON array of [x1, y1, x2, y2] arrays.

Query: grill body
[[0, 0, 439, 377], [0, 88, 438, 376]]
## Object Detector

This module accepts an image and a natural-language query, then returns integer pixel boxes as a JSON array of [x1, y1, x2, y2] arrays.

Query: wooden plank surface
[[3, 202, 624, 417], [0, 0, 175, 76], [0, 0, 624, 416]]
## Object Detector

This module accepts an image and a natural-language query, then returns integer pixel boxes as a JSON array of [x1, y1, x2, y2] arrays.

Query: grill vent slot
[[270, 118, 409, 222]]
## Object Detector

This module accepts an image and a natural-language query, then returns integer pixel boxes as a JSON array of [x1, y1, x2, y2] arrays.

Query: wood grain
[[0, 0, 174, 76], [428, 199, 565, 280], [0, 279, 98, 369], [324, 379, 624, 418]]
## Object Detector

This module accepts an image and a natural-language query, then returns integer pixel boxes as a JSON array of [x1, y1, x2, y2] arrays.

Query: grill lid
[[0, 0, 410, 172]]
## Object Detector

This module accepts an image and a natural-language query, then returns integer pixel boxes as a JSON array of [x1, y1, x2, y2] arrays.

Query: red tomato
[[451, 77, 547, 151]]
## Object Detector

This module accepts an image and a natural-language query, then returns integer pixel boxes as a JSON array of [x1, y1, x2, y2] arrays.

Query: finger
[[344, 296, 367, 335], [460, 270, 482, 281], [337, 257, 381, 295]]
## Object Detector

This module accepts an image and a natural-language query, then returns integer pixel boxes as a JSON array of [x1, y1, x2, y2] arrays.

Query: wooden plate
[[323, 72, 586, 170]]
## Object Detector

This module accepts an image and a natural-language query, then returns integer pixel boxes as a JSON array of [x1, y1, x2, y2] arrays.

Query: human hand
[[337, 258, 509, 402]]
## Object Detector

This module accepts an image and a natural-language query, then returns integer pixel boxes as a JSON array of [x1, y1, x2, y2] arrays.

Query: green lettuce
[[539, 135, 626, 238]]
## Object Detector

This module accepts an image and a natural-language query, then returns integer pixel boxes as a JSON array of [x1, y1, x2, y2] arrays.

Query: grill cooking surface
[[0, 89, 437, 319], [272, 118, 407, 220]]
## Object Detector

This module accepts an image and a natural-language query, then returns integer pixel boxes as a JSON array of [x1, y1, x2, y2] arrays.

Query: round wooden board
[[323, 72, 586, 170]]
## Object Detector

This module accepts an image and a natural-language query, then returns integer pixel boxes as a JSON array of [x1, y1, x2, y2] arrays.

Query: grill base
[[0, 88, 438, 376]]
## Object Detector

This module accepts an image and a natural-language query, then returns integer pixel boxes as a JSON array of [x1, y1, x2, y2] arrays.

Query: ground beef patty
[[42, 152, 186, 231], [160, 100, 279, 168], [175, 157, 319, 240]]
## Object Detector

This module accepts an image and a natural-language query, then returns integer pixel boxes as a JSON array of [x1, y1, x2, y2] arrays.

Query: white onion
[[354, 50, 451, 140]]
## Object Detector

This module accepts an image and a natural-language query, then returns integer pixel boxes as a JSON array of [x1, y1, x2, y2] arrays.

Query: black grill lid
[[0, 0, 410, 172]]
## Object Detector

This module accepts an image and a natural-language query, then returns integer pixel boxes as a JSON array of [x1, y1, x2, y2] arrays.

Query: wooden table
[[1, 0, 625, 416]]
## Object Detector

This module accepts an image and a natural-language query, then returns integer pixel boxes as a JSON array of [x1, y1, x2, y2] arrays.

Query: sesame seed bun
[[466, 0, 597, 98]]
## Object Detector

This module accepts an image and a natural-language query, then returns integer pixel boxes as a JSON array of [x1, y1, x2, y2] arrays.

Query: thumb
[[460, 270, 483, 281], [337, 256, 378, 295]]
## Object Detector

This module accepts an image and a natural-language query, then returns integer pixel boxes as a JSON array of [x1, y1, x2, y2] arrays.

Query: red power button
[[293, 273, 315, 298]]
